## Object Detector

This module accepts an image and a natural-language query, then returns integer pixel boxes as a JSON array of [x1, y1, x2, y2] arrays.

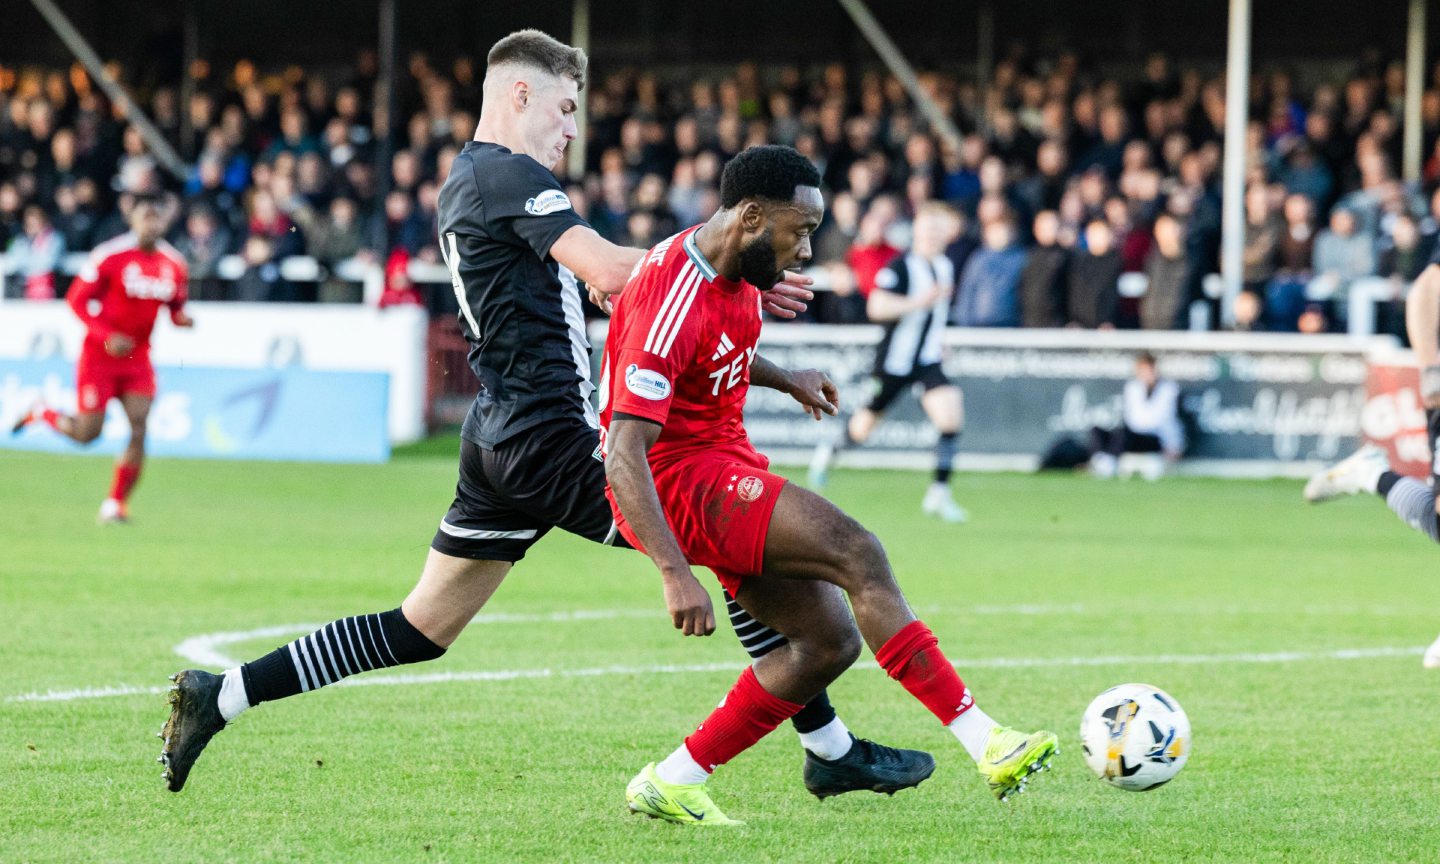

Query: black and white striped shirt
[[871, 252, 953, 377]]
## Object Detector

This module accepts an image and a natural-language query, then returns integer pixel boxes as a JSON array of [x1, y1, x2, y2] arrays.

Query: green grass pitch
[[2, 443, 1437, 863]]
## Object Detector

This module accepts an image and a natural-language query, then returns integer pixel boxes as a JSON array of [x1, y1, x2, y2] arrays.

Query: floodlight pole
[[373, 0, 397, 252], [835, 0, 963, 152], [976, 0, 994, 136], [26, 0, 189, 180], [1219, 0, 1251, 326], [568, 0, 590, 180], [1404, 0, 1427, 184], [180, 2, 199, 161]]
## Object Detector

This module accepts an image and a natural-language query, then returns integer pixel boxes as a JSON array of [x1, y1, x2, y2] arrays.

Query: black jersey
[[437, 141, 596, 448]]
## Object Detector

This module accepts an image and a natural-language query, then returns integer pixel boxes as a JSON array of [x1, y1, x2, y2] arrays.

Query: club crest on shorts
[[625, 364, 671, 400], [736, 475, 765, 502]]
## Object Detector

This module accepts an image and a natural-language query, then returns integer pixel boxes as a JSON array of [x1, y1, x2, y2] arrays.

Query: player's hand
[[762, 271, 814, 319], [173, 312, 195, 328], [919, 284, 949, 310], [787, 369, 839, 420], [104, 333, 135, 357], [1422, 364, 1440, 409], [661, 567, 715, 636], [588, 284, 614, 315]]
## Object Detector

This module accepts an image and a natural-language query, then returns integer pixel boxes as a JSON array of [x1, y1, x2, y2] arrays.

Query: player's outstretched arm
[[866, 282, 945, 322], [1409, 264, 1440, 408], [551, 225, 645, 310], [605, 415, 715, 637], [751, 356, 839, 421]]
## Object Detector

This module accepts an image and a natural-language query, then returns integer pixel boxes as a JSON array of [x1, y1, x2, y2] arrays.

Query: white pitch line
[[5, 645, 1422, 705], [171, 606, 1097, 669]]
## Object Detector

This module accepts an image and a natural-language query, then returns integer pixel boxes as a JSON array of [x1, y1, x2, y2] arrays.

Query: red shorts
[[76, 345, 155, 414], [613, 445, 787, 597]]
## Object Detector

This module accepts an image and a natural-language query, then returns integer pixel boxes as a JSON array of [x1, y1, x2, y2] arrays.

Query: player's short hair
[[486, 29, 587, 91], [916, 200, 961, 222], [719, 145, 821, 209], [1136, 350, 1157, 367]]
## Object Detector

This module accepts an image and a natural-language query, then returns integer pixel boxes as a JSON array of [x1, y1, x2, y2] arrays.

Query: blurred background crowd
[[2, 43, 1435, 339]]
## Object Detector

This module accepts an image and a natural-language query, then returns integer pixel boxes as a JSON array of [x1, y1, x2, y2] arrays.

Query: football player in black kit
[[159, 29, 934, 803]]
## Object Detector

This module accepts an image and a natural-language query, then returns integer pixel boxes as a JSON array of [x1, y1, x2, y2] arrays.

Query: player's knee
[[828, 623, 864, 674], [794, 624, 862, 681], [73, 424, 102, 444], [834, 527, 890, 588]]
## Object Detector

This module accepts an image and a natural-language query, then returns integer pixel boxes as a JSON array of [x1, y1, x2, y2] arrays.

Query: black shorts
[[865, 363, 952, 413], [430, 420, 626, 562], [1430, 409, 1440, 489]]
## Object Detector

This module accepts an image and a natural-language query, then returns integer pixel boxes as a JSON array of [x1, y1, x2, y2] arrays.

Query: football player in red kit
[[12, 196, 193, 523], [602, 146, 1057, 825]]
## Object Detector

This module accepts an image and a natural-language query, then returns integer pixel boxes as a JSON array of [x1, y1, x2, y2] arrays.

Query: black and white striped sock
[[237, 608, 446, 709], [1381, 474, 1440, 544], [722, 590, 838, 735]]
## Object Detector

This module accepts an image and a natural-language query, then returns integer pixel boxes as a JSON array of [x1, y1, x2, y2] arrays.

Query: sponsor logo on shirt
[[121, 262, 179, 301], [524, 189, 573, 216], [624, 364, 671, 401]]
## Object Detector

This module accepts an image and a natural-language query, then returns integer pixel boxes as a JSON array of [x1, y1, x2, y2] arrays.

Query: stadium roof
[[5, 0, 1434, 71]]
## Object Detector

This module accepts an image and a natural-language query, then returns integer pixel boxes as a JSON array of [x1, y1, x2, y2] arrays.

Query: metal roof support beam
[[26, 0, 189, 180], [835, 0, 964, 152]]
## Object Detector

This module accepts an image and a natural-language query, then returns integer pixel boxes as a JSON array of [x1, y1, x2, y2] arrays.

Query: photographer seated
[[1089, 351, 1185, 480]]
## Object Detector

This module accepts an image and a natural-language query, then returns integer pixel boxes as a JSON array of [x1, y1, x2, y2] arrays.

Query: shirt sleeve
[[480, 154, 589, 260], [169, 259, 190, 318], [873, 259, 909, 295], [607, 276, 705, 428], [66, 253, 115, 342]]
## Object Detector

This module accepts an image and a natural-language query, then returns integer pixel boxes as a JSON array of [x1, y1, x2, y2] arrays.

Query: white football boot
[[1423, 633, 1440, 670], [97, 498, 129, 524], [1303, 445, 1390, 503], [808, 439, 838, 489], [921, 483, 968, 523]]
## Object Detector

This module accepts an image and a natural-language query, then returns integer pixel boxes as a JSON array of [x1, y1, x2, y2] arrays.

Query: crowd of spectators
[[1, 46, 1436, 336]]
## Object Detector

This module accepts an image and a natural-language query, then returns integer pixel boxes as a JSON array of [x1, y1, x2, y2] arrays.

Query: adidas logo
[[710, 332, 735, 361]]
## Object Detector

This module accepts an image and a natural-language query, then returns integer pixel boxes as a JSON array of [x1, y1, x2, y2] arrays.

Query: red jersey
[[67, 233, 189, 355], [846, 241, 900, 298], [599, 226, 763, 473]]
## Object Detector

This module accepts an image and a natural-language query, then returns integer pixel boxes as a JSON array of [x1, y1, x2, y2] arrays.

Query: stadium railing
[[0, 254, 1403, 339]]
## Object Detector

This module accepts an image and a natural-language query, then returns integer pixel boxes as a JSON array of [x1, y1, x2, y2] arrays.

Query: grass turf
[[2, 446, 1437, 863]]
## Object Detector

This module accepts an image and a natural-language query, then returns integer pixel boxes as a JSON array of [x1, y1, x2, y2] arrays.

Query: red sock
[[875, 620, 973, 725], [682, 666, 804, 773], [39, 408, 61, 431], [110, 462, 142, 503]]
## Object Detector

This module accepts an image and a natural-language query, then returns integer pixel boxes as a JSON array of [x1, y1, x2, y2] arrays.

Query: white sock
[[217, 668, 250, 722], [655, 744, 709, 786], [798, 716, 853, 760], [948, 704, 999, 763]]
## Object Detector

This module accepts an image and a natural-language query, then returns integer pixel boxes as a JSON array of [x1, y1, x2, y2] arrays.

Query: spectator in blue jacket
[[953, 216, 1026, 327]]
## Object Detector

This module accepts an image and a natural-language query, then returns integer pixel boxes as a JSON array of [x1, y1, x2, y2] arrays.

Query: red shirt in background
[[66, 232, 189, 356], [846, 242, 900, 298]]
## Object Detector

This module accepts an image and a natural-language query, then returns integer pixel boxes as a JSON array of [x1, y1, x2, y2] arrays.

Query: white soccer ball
[[1079, 683, 1191, 791]]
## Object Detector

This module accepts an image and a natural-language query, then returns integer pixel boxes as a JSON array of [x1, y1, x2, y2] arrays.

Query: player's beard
[[738, 229, 781, 290]]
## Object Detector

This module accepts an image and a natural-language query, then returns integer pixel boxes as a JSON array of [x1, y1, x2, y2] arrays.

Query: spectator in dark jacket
[[1019, 210, 1068, 327], [1141, 213, 1188, 329], [173, 206, 233, 300], [1069, 219, 1123, 328], [953, 217, 1026, 327]]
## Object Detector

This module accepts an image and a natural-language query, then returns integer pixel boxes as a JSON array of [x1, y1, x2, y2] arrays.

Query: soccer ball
[[1079, 683, 1191, 791]]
